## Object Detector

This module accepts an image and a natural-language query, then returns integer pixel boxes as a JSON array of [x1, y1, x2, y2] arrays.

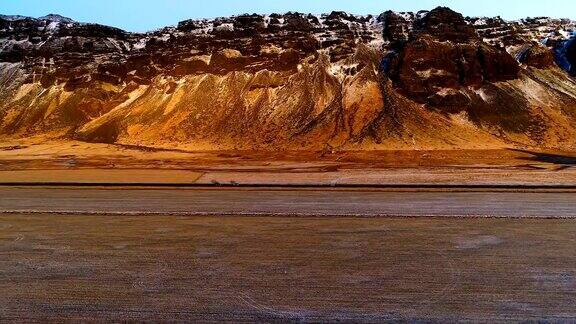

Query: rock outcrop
[[385, 8, 520, 109]]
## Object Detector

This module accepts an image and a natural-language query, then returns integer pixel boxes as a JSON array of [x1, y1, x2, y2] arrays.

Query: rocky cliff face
[[1, 7, 576, 150]]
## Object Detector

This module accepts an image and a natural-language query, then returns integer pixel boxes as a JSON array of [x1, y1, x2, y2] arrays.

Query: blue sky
[[2, 0, 575, 32]]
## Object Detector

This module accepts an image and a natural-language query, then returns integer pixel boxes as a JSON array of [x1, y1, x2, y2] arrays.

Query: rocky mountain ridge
[[1, 7, 576, 150]]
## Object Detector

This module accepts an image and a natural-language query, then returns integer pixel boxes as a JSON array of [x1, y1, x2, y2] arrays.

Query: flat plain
[[0, 140, 575, 321], [1, 214, 576, 322]]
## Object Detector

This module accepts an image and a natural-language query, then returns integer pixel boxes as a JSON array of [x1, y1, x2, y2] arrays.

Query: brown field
[[1, 139, 575, 186], [1, 214, 575, 322]]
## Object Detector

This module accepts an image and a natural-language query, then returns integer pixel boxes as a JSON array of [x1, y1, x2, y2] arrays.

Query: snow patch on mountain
[[38, 14, 74, 23]]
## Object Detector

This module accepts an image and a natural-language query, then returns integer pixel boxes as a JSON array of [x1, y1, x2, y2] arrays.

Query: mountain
[[1, 7, 576, 150], [0, 15, 32, 21]]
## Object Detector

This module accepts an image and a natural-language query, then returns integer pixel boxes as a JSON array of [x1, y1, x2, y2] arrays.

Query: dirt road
[[0, 187, 575, 218]]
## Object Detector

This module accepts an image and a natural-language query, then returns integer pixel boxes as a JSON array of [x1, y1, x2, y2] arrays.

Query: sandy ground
[[1, 139, 575, 186], [1, 214, 575, 322]]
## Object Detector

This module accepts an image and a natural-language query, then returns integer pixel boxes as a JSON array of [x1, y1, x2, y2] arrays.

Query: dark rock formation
[[380, 11, 410, 49], [386, 7, 520, 108], [414, 7, 478, 43], [519, 44, 556, 68], [567, 37, 576, 75]]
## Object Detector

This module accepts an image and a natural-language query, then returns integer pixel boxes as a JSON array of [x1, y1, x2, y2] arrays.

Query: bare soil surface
[[1, 139, 575, 186], [1, 214, 575, 322]]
